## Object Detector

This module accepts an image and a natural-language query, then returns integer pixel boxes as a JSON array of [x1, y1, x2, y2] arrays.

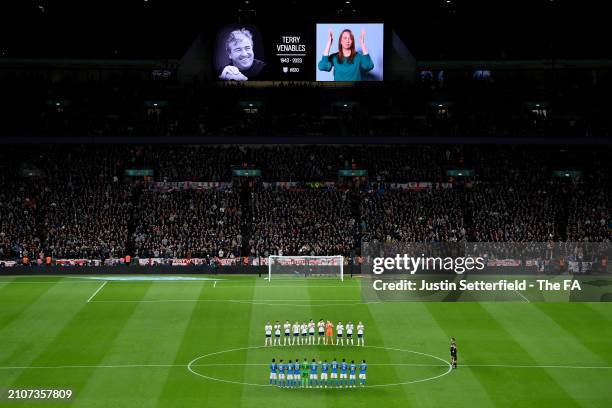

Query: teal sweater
[[318, 52, 374, 81]]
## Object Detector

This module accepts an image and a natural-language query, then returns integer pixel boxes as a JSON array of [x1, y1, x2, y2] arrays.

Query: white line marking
[[257, 278, 352, 281], [91, 299, 363, 303], [461, 364, 612, 369], [227, 300, 376, 307], [514, 290, 531, 303], [187, 345, 453, 388], [0, 282, 357, 288], [89, 299, 381, 307], [0, 363, 443, 369], [0, 277, 361, 287], [88, 297, 538, 306], [0, 281, 104, 284], [190, 363, 449, 367], [188, 363, 612, 369], [219, 285, 359, 288], [86, 281, 107, 303], [0, 362, 609, 371], [94, 298, 532, 306], [0, 364, 180, 370]]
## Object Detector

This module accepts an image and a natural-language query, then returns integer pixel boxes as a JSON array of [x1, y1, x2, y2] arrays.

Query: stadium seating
[[0, 145, 609, 262]]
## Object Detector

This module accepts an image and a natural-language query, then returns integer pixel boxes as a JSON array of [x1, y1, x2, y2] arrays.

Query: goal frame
[[267, 255, 344, 281]]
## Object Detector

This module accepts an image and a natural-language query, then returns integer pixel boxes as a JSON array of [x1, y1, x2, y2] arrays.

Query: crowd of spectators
[[246, 145, 446, 182], [361, 189, 465, 243], [133, 189, 242, 259], [465, 183, 560, 242], [0, 145, 609, 262], [0, 180, 39, 261], [39, 182, 132, 259], [566, 184, 611, 242], [250, 188, 358, 257], [137, 145, 245, 182], [120, 145, 462, 182]]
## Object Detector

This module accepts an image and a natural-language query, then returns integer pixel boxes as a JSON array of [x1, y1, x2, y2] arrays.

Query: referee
[[450, 338, 458, 369]]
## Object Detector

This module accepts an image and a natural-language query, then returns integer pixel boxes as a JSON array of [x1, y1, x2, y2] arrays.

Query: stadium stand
[[0, 145, 609, 264]]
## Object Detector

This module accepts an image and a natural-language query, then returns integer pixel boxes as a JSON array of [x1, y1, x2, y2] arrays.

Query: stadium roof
[[1, 0, 608, 60]]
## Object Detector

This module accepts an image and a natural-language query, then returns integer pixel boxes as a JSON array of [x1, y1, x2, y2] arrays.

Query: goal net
[[268, 256, 344, 281]]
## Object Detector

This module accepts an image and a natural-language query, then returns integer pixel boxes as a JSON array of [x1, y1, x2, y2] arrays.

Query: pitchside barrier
[[1, 242, 610, 276], [0, 264, 609, 276]]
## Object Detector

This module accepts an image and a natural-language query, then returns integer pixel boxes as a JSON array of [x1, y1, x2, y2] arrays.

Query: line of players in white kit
[[269, 358, 367, 388], [265, 319, 365, 346]]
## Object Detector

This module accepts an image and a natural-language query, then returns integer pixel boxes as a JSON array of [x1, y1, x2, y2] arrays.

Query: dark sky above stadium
[[1, 0, 608, 60]]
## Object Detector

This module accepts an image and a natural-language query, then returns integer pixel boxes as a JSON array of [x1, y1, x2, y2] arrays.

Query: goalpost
[[267, 255, 344, 281]]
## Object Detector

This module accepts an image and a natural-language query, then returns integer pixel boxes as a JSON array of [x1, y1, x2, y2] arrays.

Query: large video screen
[[213, 23, 383, 82], [315, 23, 384, 81]]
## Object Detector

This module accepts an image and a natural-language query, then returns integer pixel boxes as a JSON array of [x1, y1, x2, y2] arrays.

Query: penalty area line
[[88, 299, 378, 307], [86, 281, 107, 303]]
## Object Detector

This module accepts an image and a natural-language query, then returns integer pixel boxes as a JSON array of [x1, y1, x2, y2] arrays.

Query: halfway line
[[0, 363, 610, 370]]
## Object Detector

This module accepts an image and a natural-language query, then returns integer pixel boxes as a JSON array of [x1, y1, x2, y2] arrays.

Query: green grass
[[0, 275, 611, 407]]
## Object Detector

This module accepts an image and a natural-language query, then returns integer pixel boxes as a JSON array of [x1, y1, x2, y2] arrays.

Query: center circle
[[187, 345, 452, 388]]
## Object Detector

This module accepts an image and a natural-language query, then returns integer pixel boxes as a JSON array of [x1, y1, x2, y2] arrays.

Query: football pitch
[[0, 275, 611, 407]]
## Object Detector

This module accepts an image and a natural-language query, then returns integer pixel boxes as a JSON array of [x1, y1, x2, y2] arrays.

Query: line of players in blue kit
[[269, 358, 367, 388]]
